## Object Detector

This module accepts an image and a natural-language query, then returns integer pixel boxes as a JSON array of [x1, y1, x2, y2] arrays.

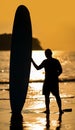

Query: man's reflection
[[46, 112, 50, 129], [45, 113, 62, 130]]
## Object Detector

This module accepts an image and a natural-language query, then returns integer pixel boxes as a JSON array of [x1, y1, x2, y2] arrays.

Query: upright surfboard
[[9, 5, 32, 114]]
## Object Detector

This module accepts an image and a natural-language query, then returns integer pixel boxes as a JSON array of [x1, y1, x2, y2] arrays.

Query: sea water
[[0, 50, 75, 111], [0, 50, 75, 83]]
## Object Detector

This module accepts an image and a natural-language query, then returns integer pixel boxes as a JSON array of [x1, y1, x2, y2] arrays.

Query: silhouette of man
[[31, 49, 63, 114]]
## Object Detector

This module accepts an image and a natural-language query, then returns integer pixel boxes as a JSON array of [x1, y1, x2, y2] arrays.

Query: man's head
[[45, 49, 52, 58]]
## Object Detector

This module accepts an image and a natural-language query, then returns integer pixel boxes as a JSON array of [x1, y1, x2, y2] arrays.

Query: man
[[31, 49, 63, 114]]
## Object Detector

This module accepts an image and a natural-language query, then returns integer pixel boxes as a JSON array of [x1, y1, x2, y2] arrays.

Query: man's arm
[[31, 58, 44, 70], [57, 60, 62, 76]]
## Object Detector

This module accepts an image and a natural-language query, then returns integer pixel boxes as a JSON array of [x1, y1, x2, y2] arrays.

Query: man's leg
[[55, 94, 62, 114], [45, 94, 50, 114], [52, 87, 63, 114]]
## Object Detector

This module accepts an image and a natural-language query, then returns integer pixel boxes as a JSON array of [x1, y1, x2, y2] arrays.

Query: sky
[[0, 0, 75, 51]]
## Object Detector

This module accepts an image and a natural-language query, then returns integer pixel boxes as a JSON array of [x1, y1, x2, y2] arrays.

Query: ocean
[[0, 50, 75, 130], [0, 50, 75, 100]]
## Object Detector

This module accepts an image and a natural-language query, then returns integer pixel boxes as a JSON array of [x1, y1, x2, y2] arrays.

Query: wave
[[59, 78, 75, 82], [0, 98, 9, 100], [0, 78, 75, 84], [0, 81, 9, 84], [0, 95, 75, 100], [30, 78, 75, 83]]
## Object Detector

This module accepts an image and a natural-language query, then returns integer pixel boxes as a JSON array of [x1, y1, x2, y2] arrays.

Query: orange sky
[[0, 0, 75, 50]]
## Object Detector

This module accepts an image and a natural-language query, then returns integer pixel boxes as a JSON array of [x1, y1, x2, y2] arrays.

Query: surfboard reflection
[[10, 114, 23, 130]]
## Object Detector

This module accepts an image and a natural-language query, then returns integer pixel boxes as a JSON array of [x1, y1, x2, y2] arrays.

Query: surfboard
[[9, 5, 32, 114]]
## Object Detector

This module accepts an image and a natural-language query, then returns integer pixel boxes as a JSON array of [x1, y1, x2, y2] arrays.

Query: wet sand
[[0, 100, 75, 130], [0, 82, 75, 130]]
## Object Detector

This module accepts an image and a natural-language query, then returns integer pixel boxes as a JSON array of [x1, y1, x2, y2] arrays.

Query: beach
[[0, 81, 75, 130], [0, 50, 75, 130]]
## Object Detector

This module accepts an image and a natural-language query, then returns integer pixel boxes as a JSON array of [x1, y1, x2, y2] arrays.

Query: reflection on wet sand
[[46, 113, 50, 129], [10, 112, 63, 130], [45, 113, 62, 130], [10, 114, 23, 130]]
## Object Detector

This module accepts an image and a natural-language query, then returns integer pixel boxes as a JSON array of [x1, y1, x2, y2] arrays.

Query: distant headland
[[0, 34, 43, 50]]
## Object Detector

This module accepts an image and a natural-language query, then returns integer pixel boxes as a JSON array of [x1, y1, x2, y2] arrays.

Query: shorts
[[42, 81, 59, 96]]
